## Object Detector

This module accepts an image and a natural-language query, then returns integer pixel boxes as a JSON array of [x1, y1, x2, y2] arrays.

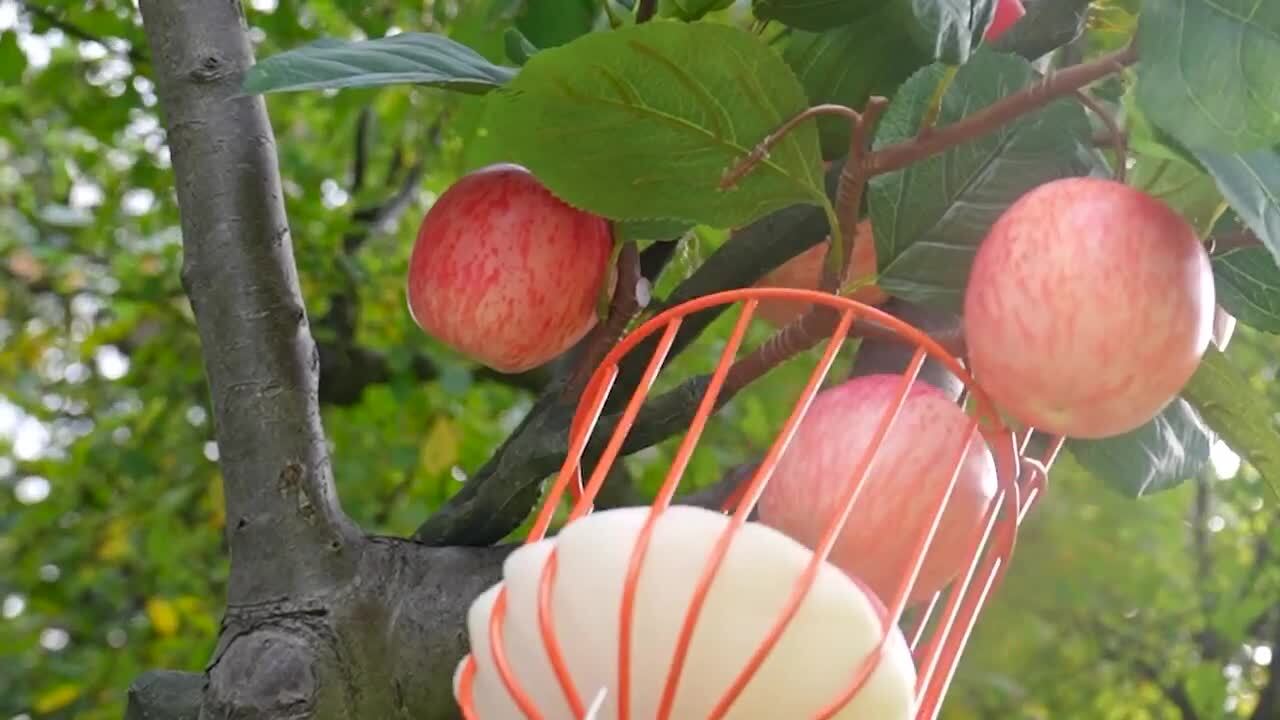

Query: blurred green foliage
[[0, 1, 1276, 719]]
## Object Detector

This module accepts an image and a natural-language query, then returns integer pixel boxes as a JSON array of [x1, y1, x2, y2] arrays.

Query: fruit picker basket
[[451, 286, 1064, 720]]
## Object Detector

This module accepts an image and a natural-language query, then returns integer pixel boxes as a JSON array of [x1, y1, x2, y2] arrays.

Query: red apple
[[985, 0, 1025, 40], [757, 374, 998, 607], [963, 177, 1214, 439], [754, 220, 889, 327], [406, 164, 614, 373]]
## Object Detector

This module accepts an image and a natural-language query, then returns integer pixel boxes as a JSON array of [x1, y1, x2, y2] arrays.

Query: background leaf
[[782, 2, 932, 158], [513, 0, 599, 49], [1066, 399, 1215, 498], [751, 0, 887, 32], [242, 33, 518, 95], [1136, 0, 1280, 152], [1194, 148, 1280, 263], [488, 21, 826, 229], [1213, 247, 1280, 333], [867, 50, 1099, 309], [908, 0, 997, 64], [1182, 348, 1280, 499]]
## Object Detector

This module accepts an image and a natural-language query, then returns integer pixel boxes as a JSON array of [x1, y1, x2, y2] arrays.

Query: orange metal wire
[[456, 287, 1063, 719]]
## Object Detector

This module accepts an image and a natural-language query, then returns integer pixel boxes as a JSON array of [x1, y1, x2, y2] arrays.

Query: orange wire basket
[[454, 287, 1064, 720]]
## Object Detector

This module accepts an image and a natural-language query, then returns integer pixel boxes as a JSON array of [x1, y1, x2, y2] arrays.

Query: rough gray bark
[[131, 2, 513, 718], [127, 1, 1097, 717]]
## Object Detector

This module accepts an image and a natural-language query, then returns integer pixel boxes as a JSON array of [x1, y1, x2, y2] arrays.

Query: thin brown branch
[[1073, 90, 1127, 181], [867, 43, 1140, 177], [720, 104, 863, 190], [1209, 229, 1264, 255], [564, 241, 646, 398]]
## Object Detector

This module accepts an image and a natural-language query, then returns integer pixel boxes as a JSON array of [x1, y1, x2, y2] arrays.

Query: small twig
[[1073, 90, 1127, 181], [1209, 230, 1263, 255], [564, 241, 647, 398], [867, 43, 1140, 177], [635, 0, 659, 23], [720, 104, 863, 190]]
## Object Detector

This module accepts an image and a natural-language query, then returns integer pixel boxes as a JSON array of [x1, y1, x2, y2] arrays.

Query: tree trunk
[[130, 3, 511, 717]]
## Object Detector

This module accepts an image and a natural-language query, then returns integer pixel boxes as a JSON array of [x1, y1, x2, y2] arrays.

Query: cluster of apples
[[414, 5, 1219, 713], [412, 163, 1212, 711]]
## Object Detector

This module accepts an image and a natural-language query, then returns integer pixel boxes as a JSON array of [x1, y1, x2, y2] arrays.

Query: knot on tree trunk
[[203, 627, 334, 719]]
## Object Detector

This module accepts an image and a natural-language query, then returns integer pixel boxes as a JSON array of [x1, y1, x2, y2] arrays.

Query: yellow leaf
[[420, 417, 460, 475], [34, 684, 81, 714], [96, 517, 131, 562], [146, 597, 180, 637], [206, 473, 225, 529]]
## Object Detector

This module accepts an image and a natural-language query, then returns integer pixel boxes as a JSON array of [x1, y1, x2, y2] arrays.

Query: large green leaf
[[242, 33, 517, 95], [782, 2, 932, 157], [1181, 348, 1280, 499], [1136, 0, 1280, 152], [867, 50, 1098, 309], [487, 21, 827, 229], [1194, 148, 1280, 263], [1067, 399, 1215, 498]]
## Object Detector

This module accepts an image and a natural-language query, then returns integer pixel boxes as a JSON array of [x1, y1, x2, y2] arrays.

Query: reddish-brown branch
[[867, 43, 1140, 177], [1209, 229, 1263, 255], [720, 104, 863, 190], [825, 96, 889, 291], [1073, 90, 1127, 181], [565, 241, 646, 398]]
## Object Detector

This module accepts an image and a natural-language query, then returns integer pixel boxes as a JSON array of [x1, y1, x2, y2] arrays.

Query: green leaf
[[1213, 247, 1280, 333], [755, 0, 993, 64], [1136, 0, 1280, 152], [781, 2, 932, 157], [751, 0, 887, 32], [504, 28, 541, 66], [661, 0, 737, 21], [515, 0, 599, 49], [909, 0, 998, 64], [242, 33, 517, 95], [0, 32, 25, 86], [1128, 154, 1224, 237], [1181, 348, 1280, 500], [1067, 399, 1215, 498], [1193, 148, 1280, 262], [617, 217, 693, 242], [488, 21, 827, 229], [867, 50, 1098, 309]]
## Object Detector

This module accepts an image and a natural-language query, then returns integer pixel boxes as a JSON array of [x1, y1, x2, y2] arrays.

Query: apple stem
[[865, 42, 1139, 177], [1073, 90, 1127, 182], [719, 104, 863, 192]]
